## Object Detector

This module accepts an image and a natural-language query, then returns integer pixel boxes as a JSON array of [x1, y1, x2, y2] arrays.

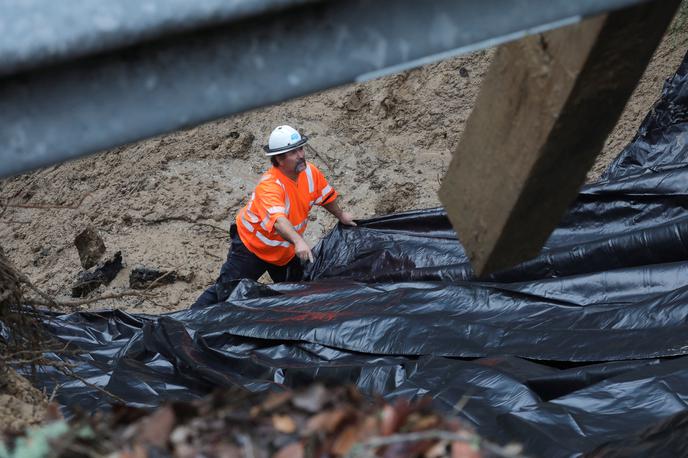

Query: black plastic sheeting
[[9, 51, 688, 457]]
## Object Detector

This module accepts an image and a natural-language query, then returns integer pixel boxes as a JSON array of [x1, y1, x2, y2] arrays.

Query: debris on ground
[[129, 266, 191, 290], [72, 251, 123, 297], [0, 385, 520, 458], [73, 226, 106, 270]]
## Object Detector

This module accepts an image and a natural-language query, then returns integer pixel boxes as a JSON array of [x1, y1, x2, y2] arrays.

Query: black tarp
[[8, 50, 688, 457]]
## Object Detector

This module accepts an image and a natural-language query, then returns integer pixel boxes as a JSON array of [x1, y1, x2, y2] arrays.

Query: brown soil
[[1, 9, 687, 431], [0, 366, 48, 433]]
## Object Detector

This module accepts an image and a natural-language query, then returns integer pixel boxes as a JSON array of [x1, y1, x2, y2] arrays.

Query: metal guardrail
[[0, 0, 647, 177]]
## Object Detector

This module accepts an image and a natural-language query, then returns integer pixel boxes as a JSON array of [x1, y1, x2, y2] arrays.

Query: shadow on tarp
[[8, 50, 688, 457]]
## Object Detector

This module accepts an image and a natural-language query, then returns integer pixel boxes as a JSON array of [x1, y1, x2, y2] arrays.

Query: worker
[[192, 125, 355, 307]]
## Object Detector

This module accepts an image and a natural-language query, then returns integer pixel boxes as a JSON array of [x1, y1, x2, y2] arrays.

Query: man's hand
[[339, 211, 357, 226], [323, 200, 357, 226], [294, 239, 314, 263], [274, 216, 314, 263]]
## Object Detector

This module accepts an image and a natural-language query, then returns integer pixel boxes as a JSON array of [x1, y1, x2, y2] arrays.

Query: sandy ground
[[1, 9, 688, 432]]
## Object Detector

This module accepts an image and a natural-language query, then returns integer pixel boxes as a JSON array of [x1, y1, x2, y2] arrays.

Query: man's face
[[277, 147, 306, 175]]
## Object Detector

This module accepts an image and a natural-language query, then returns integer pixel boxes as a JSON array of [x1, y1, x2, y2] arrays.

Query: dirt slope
[[1, 15, 687, 315]]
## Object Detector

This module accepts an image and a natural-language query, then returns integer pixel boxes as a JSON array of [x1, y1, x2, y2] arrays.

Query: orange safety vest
[[236, 162, 338, 265]]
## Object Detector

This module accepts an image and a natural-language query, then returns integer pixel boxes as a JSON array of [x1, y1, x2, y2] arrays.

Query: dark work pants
[[191, 224, 302, 308]]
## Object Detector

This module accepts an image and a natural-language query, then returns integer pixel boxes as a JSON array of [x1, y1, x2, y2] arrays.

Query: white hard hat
[[263, 125, 308, 156]]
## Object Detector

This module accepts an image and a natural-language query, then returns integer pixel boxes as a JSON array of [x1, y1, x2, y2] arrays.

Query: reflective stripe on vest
[[243, 212, 299, 247], [241, 215, 255, 233], [275, 179, 291, 214], [245, 209, 260, 223], [243, 211, 295, 247], [310, 184, 333, 207], [256, 231, 291, 247], [305, 164, 315, 193], [294, 218, 308, 232]]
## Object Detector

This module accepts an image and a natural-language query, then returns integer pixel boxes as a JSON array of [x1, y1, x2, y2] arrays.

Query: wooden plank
[[438, 0, 681, 277]]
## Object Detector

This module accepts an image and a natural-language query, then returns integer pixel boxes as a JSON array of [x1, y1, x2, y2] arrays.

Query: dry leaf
[[169, 425, 191, 446], [332, 415, 377, 455], [274, 441, 305, 458], [133, 405, 176, 448], [292, 384, 328, 413], [172, 443, 197, 458], [305, 408, 351, 434], [261, 391, 293, 412], [45, 402, 63, 422], [207, 442, 242, 458], [383, 437, 437, 458], [331, 424, 360, 456], [119, 444, 149, 458], [380, 399, 411, 436], [502, 443, 523, 455], [425, 440, 450, 458], [407, 414, 440, 432], [359, 415, 379, 439], [451, 440, 481, 458], [273, 414, 297, 434], [347, 385, 364, 403]]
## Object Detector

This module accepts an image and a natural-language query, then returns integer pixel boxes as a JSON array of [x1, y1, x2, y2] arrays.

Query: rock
[[224, 131, 255, 160], [121, 213, 133, 225], [344, 88, 367, 112], [72, 251, 123, 297], [74, 225, 106, 269], [129, 266, 180, 289]]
